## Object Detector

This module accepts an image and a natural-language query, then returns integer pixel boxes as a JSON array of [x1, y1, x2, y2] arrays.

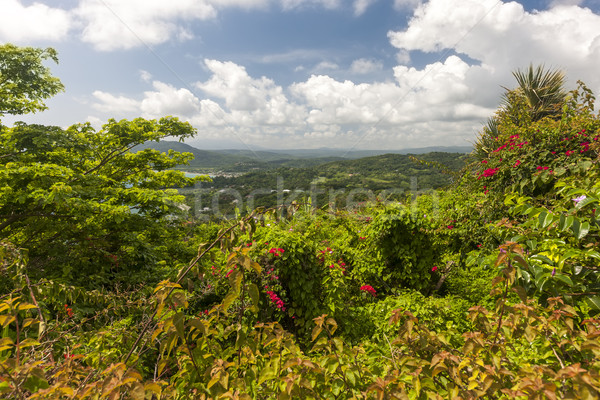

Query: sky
[[1, 0, 600, 151]]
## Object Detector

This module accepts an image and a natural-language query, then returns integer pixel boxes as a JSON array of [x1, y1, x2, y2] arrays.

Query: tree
[[474, 64, 568, 161], [0, 44, 209, 288], [0, 44, 64, 117], [505, 64, 567, 122], [0, 118, 208, 287]]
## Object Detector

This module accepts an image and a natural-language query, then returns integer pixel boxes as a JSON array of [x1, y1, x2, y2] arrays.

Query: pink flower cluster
[[536, 166, 550, 171], [225, 265, 237, 278], [265, 267, 280, 281], [581, 142, 590, 152], [360, 285, 376, 297], [265, 289, 286, 311], [268, 248, 285, 257], [492, 135, 528, 153], [328, 261, 347, 274], [318, 247, 334, 263], [482, 168, 500, 177]]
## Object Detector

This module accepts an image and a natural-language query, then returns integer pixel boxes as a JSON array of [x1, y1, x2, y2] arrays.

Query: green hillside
[[133, 140, 259, 169]]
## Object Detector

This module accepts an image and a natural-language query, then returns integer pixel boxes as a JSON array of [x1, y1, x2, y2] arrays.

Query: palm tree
[[473, 64, 567, 162], [503, 64, 567, 121]]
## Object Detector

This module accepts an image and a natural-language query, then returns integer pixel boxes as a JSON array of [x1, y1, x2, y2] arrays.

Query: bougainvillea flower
[[359, 285, 376, 296], [482, 168, 500, 177]]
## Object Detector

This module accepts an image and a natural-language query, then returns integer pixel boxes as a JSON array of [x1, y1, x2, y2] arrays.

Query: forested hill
[[133, 140, 259, 168], [135, 140, 470, 173], [209, 151, 467, 191]]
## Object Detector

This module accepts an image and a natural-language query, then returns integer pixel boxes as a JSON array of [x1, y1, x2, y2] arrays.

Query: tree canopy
[[0, 44, 64, 117]]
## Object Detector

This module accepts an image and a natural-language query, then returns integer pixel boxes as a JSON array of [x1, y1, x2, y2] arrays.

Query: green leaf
[[554, 167, 566, 177], [559, 215, 574, 231], [258, 366, 276, 385], [575, 196, 597, 210], [221, 290, 238, 311], [572, 220, 590, 240], [530, 254, 554, 266], [585, 296, 600, 311], [228, 269, 243, 293], [248, 283, 260, 313], [173, 312, 185, 342], [553, 274, 573, 287], [538, 211, 553, 229], [535, 273, 552, 292], [23, 374, 49, 393], [18, 338, 40, 349]]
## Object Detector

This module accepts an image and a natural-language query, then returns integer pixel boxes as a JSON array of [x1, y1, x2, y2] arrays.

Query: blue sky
[[2, 0, 600, 150]]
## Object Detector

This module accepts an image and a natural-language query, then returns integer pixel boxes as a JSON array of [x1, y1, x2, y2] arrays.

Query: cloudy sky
[[2, 0, 600, 150]]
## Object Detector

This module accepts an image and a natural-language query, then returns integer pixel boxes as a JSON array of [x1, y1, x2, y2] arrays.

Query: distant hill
[[208, 151, 468, 193], [258, 146, 473, 158], [133, 141, 261, 169], [134, 141, 472, 172]]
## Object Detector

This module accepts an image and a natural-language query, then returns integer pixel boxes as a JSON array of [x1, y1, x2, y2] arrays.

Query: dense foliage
[[2, 46, 600, 399]]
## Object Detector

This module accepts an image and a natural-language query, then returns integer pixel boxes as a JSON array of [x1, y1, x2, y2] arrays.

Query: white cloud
[[388, 0, 600, 98], [350, 58, 383, 74], [139, 70, 153, 82], [395, 49, 411, 65], [76, 0, 217, 51], [281, 0, 341, 11], [195, 59, 306, 126], [313, 61, 340, 72], [92, 91, 140, 114], [85, 115, 104, 129], [259, 49, 327, 64], [85, 1, 600, 149], [550, 0, 584, 6], [141, 81, 201, 118], [0, 0, 72, 42], [353, 0, 378, 16]]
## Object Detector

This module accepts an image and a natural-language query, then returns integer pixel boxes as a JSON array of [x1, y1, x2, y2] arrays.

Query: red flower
[[268, 248, 285, 257], [64, 304, 74, 318], [431, 266, 438, 272], [482, 168, 500, 177], [359, 285, 376, 297], [566, 150, 575, 156], [447, 225, 454, 229], [513, 160, 520, 168], [226, 267, 237, 278], [266, 290, 286, 311]]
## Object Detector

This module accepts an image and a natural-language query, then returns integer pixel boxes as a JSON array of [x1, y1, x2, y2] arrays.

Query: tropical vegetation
[[1, 46, 600, 399]]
